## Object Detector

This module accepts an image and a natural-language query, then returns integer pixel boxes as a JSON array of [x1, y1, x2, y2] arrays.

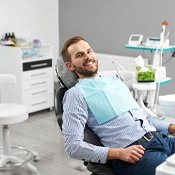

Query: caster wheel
[[79, 164, 87, 171], [33, 155, 39, 161]]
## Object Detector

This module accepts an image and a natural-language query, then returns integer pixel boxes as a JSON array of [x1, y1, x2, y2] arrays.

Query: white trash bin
[[159, 94, 175, 118]]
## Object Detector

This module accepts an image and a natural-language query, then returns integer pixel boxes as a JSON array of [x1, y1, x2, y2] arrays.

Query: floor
[[0, 109, 91, 175]]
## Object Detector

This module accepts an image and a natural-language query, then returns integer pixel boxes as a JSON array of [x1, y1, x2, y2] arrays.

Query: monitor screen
[[131, 36, 140, 41]]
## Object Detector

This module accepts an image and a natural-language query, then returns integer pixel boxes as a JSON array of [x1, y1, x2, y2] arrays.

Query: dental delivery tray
[[136, 65, 155, 82], [156, 153, 175, 175]]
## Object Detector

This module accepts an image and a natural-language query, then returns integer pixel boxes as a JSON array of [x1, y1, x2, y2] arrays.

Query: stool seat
[[0, 104, 28, 125]]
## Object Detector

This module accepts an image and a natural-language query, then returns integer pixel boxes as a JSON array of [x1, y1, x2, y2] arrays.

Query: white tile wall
[[0, 0, 59, 81]]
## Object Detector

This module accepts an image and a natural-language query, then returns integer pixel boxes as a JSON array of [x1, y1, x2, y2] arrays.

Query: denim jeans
[[111, 130, 175, 175]]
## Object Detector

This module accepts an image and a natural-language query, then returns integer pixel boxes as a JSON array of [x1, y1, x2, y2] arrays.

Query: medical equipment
[[108, 57, 135, 90], [128, 34, 143, 46], [125, 21, 173, 118], [146, 36, 169, 48], [160, 21, 169, 46], [156, 153, 175, 175], [151, 21, 170, 115], [146, 21, 169, 48], [146, 37, 161, 47], [154, 21, 169, 66], [132, 82, 157, 117]]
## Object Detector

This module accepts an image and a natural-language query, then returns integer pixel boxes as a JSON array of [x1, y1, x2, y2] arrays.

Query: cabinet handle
[[31, 72, 47, 77], [31, 81, 47, 86], [32, 101, 47, 106], [31, 63, 47, 68], [32, 90, 47, 96]]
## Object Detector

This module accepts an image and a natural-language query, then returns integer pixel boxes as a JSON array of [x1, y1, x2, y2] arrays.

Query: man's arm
[[107, 145, 145, 164], [144, 110, 175, 133], [62, 87, 109, 163]]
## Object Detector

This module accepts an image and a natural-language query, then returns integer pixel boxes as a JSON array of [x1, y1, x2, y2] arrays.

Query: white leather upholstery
[[0, 104, 28, 124], [0, 74, 16, 85]]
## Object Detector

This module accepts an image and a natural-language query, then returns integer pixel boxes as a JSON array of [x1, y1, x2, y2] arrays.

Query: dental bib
[[76, 77, 139, 124]]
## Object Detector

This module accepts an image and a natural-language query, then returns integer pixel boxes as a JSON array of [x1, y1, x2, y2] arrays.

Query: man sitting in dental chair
[[61, 36, 175, 175]]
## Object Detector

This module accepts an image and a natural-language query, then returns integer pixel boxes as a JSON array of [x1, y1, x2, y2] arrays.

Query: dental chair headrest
[[55, 59, 78, 89]]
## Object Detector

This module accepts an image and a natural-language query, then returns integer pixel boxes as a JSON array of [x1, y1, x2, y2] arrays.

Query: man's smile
[[83, 59, 95, 67]]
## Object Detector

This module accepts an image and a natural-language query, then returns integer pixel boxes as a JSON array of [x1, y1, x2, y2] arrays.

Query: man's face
[[66, 40, 98, 79]]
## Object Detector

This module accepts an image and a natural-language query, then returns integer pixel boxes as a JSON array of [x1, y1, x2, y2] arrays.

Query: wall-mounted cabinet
[[0, 45, 54, 113]]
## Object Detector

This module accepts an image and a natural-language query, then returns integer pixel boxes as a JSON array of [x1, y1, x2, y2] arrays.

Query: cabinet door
[[22, 77, 53, 90], [23, 93, 54, 113], [22, 68, 53, 81]]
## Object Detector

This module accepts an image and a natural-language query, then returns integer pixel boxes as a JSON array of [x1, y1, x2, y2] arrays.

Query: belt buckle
[[143, 135, 152, 141], [143, 132, 154, 141]]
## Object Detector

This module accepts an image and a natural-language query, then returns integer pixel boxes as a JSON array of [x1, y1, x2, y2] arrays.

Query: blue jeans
[[111, 130, 175, 175]]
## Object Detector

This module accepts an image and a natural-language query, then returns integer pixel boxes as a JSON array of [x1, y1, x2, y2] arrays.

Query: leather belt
[[140, 131, 157, 142], [129, 131, 157, 146]]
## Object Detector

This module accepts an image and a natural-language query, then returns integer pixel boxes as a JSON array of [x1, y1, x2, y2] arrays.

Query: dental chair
[[54, 60, 116, 175]]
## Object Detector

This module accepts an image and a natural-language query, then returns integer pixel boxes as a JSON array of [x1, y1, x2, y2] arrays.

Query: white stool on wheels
[[0, 74, 39, 173]]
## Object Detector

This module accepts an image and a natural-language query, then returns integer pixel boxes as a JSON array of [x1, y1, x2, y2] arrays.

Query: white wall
[[0, 0, 59, 81]]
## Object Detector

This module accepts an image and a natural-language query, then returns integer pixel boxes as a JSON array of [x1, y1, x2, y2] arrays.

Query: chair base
[[0, 146, 39, 173]]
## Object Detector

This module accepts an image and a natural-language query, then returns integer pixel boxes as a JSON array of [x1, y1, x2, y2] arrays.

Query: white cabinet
[[0, 45, 54, 113]]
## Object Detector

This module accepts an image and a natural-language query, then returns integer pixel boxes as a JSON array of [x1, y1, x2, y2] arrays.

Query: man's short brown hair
[[61, 36, 87, 62]]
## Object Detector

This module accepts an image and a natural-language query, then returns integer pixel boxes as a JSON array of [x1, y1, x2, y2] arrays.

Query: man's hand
[[119, 145, 145, 164], [168, 124, 175, 134], [108, 145, 145, 164]]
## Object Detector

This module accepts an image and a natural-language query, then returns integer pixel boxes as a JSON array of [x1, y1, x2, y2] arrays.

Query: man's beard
[[73, 63, 98, 77]]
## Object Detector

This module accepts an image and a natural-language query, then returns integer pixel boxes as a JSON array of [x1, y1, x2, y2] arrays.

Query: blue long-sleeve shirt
[[62, 85, 170, 164]]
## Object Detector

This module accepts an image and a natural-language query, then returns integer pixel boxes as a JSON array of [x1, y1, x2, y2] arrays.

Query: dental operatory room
[[2, 0, 175, 175]]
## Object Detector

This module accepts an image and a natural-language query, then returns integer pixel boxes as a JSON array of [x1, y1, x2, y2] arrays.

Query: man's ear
[[65, 62, 74, 71]]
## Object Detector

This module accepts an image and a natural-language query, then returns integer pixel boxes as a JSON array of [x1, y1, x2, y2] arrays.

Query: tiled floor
[[0, 109, 91, 175]]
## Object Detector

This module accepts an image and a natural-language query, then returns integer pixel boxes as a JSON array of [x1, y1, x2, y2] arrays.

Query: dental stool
[[0, 74, 38, 173], [159, 94, 175, 118]]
